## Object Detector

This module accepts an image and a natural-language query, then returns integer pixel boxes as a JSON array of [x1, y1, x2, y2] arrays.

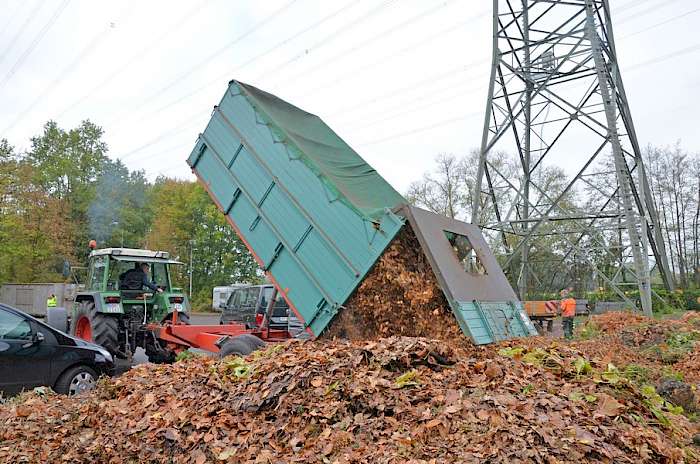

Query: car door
[[0, 308, 54, 395]]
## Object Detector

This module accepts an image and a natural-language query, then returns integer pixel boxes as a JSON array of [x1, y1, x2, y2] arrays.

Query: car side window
[[242, 288, 257, 309], [227, 290, 242, 311], [0, 309, 32, 340]]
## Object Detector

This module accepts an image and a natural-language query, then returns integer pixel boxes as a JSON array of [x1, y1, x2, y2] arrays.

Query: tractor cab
[[85, 248, 189, 324], [71, 248, 191, 359]]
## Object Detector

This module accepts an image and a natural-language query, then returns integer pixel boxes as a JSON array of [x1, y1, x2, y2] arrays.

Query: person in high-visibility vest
[[47, 294, 57, 308], [560, 289, 576, 340]]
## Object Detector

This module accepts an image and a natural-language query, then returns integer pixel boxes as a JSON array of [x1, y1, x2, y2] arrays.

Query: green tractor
[[70, 248, 190, 361]]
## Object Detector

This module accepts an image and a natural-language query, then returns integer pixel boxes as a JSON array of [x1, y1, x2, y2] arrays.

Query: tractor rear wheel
[[70, 300, 119, 355]]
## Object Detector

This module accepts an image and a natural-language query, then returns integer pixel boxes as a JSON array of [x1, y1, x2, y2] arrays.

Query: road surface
[[189, 312, 220, 325]]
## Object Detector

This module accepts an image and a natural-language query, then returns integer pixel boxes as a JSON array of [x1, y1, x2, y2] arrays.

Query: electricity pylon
[[471, 0, 673, 316]]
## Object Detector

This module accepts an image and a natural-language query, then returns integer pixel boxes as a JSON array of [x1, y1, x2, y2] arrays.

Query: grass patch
[[576, 321, 601, 340]]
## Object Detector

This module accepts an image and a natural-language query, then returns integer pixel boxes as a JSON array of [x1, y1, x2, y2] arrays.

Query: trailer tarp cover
[[234, 81, 405, 220]]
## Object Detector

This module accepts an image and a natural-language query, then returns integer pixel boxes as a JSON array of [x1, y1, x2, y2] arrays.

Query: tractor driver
[[119, 263, 164, 293]]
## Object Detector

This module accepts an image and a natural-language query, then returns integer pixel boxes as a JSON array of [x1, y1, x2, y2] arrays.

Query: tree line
[[3, 119, 698, 309], [407, 145, 700, 301], [0, 120, 259, 310]]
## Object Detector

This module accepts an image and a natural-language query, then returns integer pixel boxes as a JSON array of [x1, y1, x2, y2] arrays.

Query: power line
[[114, 6, 700, 172], [117, 112, 209, 161], [127, 139, 196, 167], [260, 0, 451, 86], [355, 42, 700, 147], [252, 0, 397, 85], [616, 0, 685, 25], [2, 20, 119, 134], [329, 60, 486, 118], [0, 0, 71, 91], [342, 83, 486, 132], [0, 0, 44, 66], [619, 7, 700, 39], [137, 0, 361, 121], [55, 0, 209, 120], [355, 112, 481, 147], [627, 42, 700, 71], [105, 0, 368, 133], [323, 4, 699, 122], [292, 10, 489, 100], [105, 0, 300, 126]]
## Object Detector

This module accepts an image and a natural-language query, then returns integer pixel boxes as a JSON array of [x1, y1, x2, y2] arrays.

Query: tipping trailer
[[186, 80, 537, 345]]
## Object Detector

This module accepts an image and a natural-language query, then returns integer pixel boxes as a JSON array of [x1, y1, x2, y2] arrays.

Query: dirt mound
[[1, 336, 698, 463], [323, 227, 463, 342]]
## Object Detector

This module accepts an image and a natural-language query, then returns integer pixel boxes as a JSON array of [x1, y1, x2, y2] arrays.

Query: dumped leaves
[[323, 227, 464, 342], [1, 335, 698, 464]]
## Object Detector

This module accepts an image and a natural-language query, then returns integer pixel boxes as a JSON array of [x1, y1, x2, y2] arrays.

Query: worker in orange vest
[[560, 289, 576, 339]]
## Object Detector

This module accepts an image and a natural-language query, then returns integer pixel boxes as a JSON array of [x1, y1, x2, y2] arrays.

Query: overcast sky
[[1, 0, 699, 192]]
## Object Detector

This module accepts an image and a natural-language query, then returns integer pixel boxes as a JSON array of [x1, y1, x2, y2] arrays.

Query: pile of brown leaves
[[323, 226, 463, 342], [2, 335, 699, 463], [590, 312, 649, 333], [576, 312, 700, 383]]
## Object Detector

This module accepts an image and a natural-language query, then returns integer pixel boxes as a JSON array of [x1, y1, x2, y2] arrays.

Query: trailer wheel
[[237, 334, 265, 350], [219, 336, 256, 358], [70, 300, 119, 355]]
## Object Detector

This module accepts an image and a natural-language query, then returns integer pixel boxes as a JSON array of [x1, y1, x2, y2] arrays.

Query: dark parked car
[[220, 285, 305, 335], [0, 303, 115, 396]]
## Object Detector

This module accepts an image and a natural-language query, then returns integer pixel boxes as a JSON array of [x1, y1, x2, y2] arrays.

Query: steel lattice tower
[[471, 0, 673, 315]]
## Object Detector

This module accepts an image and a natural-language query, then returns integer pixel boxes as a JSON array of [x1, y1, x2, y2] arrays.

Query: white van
[[212, 285, 246, 311]]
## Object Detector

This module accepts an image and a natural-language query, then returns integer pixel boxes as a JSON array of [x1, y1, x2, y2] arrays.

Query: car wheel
[[54, 365, 98, 395]]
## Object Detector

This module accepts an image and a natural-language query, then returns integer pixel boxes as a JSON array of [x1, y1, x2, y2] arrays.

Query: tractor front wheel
[[70, 300, 119, 355]]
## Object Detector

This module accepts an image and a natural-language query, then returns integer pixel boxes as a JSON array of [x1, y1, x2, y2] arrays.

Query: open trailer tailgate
[[399, 206, 538, 344]]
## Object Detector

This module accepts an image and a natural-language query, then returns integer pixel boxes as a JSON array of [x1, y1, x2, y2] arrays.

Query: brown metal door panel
[[399, 206, 518, 303]]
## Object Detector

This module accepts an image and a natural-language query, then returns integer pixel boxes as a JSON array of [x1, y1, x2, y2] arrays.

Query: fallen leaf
[[596, 394, 624, 417], [484, 363, 503, 379], [164, 428, 180, 441], [425, 418, 442, 429]]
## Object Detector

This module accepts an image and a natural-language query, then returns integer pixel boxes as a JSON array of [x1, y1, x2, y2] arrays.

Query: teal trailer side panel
[[188, 82, 403, 337]]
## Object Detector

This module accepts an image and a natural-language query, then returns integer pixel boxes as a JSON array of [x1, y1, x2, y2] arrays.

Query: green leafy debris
[[394, 370, 421, 388], [573, 357, 592, 376]]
